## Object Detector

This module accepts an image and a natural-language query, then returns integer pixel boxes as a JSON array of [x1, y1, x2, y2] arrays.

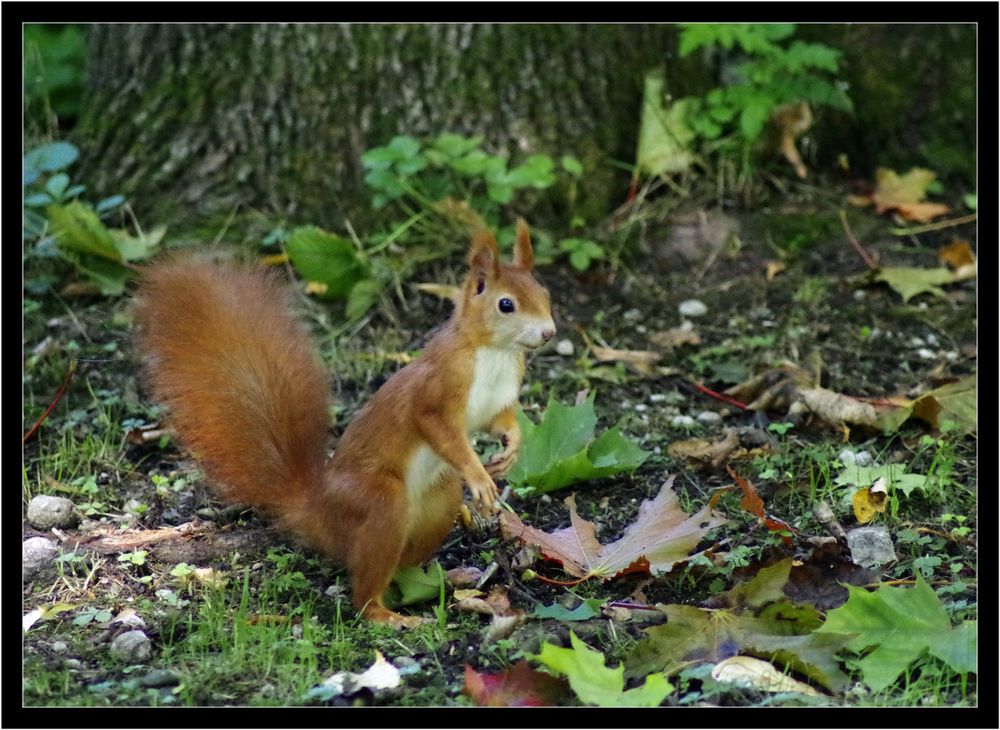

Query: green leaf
[[486, 182, 514, 204], [875, 266, 957, 303], [626, 600, 850, 693], [560, 154, 584, 177], [110, 225, 165, 262], [815, 575, 976, 691], [286, 226, 371, 300], [507, 395, 649, 495], [505, 155, 556, 188], [387, 135, 422, 159], [532, 597, 603, 621], [391, 561, 444, 607], [739, 97, 773, 141], [24, 141, 79, 184], [534, 632, 672, 707], [24, 192, 54, 208], [45, 172, 70, 198], [345, 278, 383, 320], [569, 248, 591, 271], [834, 464, 934, 497], [433, 132, 483, 159], [635, 72, 696, 176], [47, 201, 122, 262]]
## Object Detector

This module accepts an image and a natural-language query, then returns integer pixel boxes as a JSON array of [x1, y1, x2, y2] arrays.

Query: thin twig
[[889, 213, 977, 236], [23, 359, 77, 443], [839, 209, 879, 271]]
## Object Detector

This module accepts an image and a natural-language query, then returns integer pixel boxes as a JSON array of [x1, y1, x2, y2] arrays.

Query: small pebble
[[109, 630, 152, 663], [678, 299, 708, 318], [139, 669, 180, 687], [634, 403, 648, 413], [623, 308, 642, 321], [649, 393, 668, 402], [50, 640, 69, 654], [555, 339, 574, 356], [22, 536, 60, 580], [695, 410, 722, 425], [846, 526, 897, 568], [853, 289, 866, 301], [916, 348, 936, 360], [908, 337, 925, 347], [671, 415, 696, 428], [26, 495, 79, 530]]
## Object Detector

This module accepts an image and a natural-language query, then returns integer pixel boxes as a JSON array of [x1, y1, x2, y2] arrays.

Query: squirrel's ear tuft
[[468, 229, 501, 280], [512, 218, 534, 270]]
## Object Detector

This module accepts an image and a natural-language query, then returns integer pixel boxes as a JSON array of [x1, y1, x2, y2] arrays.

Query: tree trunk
[[76, 24, 682, 231]]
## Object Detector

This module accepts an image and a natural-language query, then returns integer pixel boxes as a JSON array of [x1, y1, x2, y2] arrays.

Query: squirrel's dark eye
[[498, 297, 515, 314]]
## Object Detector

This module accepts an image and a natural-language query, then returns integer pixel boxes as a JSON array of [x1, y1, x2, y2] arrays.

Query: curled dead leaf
[[851, 478, 888, 524]]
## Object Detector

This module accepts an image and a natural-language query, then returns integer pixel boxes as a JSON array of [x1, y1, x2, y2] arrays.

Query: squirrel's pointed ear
[[468, 229, 501, 281], [512, 218, 534, 270]]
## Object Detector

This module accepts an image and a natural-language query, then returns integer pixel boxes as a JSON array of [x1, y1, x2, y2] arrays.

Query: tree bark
[[76, 24, 682, 230]]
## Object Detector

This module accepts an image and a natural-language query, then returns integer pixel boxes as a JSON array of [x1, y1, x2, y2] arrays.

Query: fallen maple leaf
[[814, 575, 976, 692], [500, 476, 728, 582], [535, 632, 673, 707], [877, 374, 976, 435], [464, 661, 567, 707], [626, 559, 850, 693], [865, 167, 950, 222]]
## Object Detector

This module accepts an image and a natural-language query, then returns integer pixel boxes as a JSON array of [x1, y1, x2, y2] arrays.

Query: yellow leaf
[[852, 479, 888, 524]]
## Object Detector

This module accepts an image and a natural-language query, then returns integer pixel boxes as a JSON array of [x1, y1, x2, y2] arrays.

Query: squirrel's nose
[[540, 328, 555, 342]]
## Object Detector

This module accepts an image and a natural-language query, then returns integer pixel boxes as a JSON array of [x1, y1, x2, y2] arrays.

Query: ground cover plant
[[22, 21, 978, 712]]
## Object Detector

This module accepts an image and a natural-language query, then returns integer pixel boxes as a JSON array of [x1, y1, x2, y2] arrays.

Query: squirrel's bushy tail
[[134, 256, 330, 512]]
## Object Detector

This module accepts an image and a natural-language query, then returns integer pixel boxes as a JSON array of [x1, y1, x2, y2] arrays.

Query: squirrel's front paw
[[485, 432, 520, 478], [467, 474, 499, 517]]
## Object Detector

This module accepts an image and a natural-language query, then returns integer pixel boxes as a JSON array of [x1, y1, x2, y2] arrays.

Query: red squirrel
[[134, 221, 555, 628]]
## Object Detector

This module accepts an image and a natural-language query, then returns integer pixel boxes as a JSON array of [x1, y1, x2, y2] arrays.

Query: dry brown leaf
[[938, 239, 976, 281], [500, 476, 728, 581], [771, 102, 813, 179], [446, 566, 484, 588], [464, 661, 568, 707], [725, 365, 877, 435], [649, 327, 701, 350], [579, 328, 662, 375], [712, 655, 823, 696], [869, 167, 950, 222], [765, 260, 787, 281], [589, 345, 662, 375], [667, 429, 740, 470]]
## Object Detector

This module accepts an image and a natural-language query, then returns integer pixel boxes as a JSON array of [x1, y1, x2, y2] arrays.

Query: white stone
[[678, 299, 708, 318], [27, 495, 79, 530]]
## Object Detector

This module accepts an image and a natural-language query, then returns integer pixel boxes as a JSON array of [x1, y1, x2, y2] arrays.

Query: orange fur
[[133, 222, 555, 627]]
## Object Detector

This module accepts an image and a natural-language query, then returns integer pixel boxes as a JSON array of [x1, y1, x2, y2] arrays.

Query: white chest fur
[[466, 347, 521, 432], [404, 347, 521, 499]]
